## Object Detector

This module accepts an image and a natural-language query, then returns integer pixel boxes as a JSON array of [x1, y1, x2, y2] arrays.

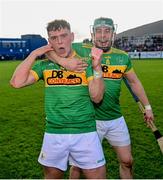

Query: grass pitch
[[0, 59, 163, 178]]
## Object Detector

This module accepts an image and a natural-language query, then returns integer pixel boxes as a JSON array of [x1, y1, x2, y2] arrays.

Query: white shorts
[[96, 116, 131, 146], [38, 132, 105, 171]]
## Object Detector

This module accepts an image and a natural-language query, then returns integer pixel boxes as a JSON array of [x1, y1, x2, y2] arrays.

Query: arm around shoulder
[[10, 45, 52, 88]]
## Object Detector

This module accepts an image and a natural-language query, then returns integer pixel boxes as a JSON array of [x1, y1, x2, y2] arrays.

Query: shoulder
[[111, 47, 129, 56], [35, 59, 50, 65], [33, 59, 53, 70], [82, 43, 93, 49], [72, 42, 93, 49]]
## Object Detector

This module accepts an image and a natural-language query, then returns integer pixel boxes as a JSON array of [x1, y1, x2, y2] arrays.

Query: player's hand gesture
[[64, 57, 88, 72], [46, 50, 88, 73], [91, 47, 103, 71], [32, 44, 53, 57]]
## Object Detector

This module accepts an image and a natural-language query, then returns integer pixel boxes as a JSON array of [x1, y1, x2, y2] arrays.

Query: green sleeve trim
[[124, 67, 134, 75]]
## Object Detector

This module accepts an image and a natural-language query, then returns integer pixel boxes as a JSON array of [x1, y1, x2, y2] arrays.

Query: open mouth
[[58, 47, 66, 54], [98, 41, 109, 47], [98, 40, 109, 43]]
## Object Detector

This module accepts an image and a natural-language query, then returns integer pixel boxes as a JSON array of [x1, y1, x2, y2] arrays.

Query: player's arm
[[46, 50, 88, 72], [10, 45, 53, 88], [124, 71, 154, 122], [88, 47, 104, 103]]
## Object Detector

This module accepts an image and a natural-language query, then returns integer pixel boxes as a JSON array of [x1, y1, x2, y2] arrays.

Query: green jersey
[[72, 43, 133, 120], [31, 51, 96, 134]]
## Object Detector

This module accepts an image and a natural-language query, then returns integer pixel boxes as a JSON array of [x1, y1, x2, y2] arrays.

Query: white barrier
[[128, 51, 163, 59]]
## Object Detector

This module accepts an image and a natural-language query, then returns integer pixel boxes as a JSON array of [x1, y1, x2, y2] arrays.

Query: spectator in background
[[114, 34, 163, 52], [138, 51, 141, 59]]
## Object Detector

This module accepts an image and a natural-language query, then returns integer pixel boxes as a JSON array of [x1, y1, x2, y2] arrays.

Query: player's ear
[[91, 33, 95, 42], [48, 37, 52, 45], [47, 32, 51, 44], [71, 32, 74, 42], [113, 32, 116, 39]]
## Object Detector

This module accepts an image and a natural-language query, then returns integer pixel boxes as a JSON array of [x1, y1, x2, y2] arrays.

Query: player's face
[[93, 26, 113, 51], [48, 28, 74, 58]]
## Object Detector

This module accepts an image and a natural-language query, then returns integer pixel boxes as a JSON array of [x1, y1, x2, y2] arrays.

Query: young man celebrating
[[48, 17, 154, 179], [10, 19, 106, 179]]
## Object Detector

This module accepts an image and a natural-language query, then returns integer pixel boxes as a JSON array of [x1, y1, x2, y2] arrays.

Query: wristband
[[145, 104, 152, 110], [93, 70, 102, 79]]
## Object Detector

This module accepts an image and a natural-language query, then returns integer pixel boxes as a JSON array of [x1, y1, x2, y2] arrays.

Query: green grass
[[0, 60, 163, 179]]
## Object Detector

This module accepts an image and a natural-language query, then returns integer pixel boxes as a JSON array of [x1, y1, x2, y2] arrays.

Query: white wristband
[[145, 104, 152, 110], [93, 70, 102, 79]]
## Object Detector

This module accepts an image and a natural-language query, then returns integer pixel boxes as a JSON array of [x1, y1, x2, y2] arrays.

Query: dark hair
[[47, 19, 71, 32]]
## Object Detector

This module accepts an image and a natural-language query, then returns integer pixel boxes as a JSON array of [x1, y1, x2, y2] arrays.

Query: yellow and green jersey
[[72, 43, 133, 120], [31, 51, 96, 134]]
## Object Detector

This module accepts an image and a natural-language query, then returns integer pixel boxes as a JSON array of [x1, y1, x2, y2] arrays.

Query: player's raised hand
[[91, 47, 103, 70]]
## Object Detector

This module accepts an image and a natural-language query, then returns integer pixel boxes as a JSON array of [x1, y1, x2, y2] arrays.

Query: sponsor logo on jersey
[[102, 65, 127, 79], [43, 70, 88, 86]]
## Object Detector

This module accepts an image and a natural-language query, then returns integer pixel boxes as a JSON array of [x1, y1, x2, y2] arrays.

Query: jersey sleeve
[[124, 56, 134, 74], [72, 42, 92, 57], [31, 60, 44, 81]]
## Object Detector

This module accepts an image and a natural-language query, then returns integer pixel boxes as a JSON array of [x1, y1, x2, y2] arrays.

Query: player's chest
[[101, 56, 127, 79], [43, 68, 88, 87]]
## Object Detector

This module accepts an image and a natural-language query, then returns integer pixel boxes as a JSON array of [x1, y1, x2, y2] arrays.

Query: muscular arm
[[46, 51, 88, 72], [89, 67, 104, 103], [10, 45, 53, 88], [88, 47, 104, 103], [124, 71, 154, 122]]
